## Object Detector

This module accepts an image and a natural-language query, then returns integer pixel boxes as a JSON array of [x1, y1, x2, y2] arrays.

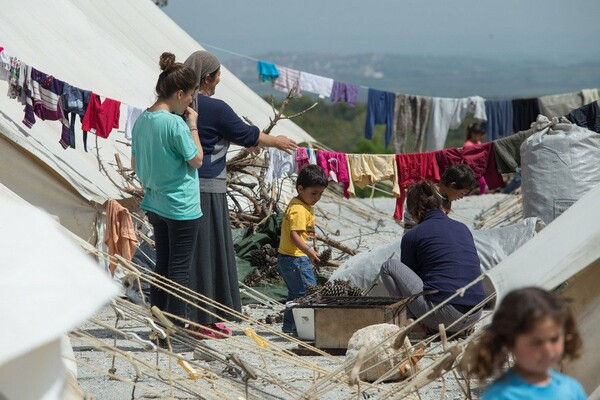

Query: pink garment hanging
[[296, 147, 310, 171], [434, 142, 503, 190], [316, 150, 351, 198], [395, 152, 441, 220], [463, 140, 487, 194]]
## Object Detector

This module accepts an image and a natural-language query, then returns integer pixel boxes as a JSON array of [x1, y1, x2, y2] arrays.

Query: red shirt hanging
[[82, 92, 121, 138], [395, 152, 441, 220]]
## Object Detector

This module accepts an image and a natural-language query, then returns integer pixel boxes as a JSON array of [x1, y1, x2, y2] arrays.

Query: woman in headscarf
[[184, 51, 297, 336]]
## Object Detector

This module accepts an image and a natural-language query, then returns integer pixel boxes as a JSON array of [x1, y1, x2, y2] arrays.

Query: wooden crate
[[296, 297, 409, 349]]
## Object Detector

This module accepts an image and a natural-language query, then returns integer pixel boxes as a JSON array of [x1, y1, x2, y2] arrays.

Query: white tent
[[0, 182, 119, 399], [486, 182, 600, 396], [0, 0, 315, 242]]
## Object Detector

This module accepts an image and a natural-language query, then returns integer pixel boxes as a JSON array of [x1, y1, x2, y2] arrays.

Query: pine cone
[[321, 282, 347, 297], [265, 255, 277, 266], [319, 248, 332, 263], [243, 271, 262, 287], [306, 284, 319, 295], [347, 286, 364, 297], [318, 280, 365, 297], [249, 249, 265, 266], [264, 313, 282, 324]]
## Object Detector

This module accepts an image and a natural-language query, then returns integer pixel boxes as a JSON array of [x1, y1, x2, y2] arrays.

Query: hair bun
[[159, 52, 177, 72]]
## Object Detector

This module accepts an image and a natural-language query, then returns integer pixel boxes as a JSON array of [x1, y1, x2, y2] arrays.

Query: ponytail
[[406, 180, 443, 223]]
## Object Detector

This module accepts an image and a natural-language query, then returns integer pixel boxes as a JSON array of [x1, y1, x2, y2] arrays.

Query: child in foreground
[[462, 286, 586, 400], [278, 165, 328, 335]]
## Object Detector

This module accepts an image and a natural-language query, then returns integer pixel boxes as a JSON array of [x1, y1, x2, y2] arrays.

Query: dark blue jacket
[[401, 209, 484, 307], [196, 95, 260, 182]]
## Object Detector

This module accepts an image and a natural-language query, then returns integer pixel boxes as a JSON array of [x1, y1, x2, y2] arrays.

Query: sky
[[162, 0, 600, 62]]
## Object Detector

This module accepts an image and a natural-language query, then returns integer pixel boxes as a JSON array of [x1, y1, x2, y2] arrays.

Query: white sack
[[521, 123, 600, 224], [330, 218, 539, 293]]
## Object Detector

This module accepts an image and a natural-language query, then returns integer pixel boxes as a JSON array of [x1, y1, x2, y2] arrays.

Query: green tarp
[[234, 214, 288, 304]]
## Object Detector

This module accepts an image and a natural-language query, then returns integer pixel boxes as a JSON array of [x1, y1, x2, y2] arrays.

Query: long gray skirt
[[188, 192, 241, 324]]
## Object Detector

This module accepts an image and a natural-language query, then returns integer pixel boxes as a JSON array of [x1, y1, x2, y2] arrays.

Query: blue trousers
[[277, 254, 317, 332], [147, 211, 200, 322]]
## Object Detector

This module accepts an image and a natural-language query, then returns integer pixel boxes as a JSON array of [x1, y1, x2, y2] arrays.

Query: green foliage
[[272, 96, 396, 154], [272, 94, 476, 153]]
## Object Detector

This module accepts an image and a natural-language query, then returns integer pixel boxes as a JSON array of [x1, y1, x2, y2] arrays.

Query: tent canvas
[[0, 182, 118, 399], [486, 182, 600, 395], [0, 0, 315, 242]]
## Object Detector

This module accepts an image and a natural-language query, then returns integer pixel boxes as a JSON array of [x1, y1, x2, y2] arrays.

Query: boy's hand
[[307, 248, 321, 265]]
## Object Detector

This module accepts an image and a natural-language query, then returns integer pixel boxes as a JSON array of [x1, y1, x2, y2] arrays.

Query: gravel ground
[[72, 303, 490, 400], [72, 193, 508, 399]]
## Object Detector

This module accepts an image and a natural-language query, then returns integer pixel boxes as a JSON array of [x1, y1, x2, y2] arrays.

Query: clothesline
[[2, 42, 597, 187], [4, 43, 598, 227], [198, 40, 372, 90], [197, 40, 600, 152], [0, 46, 146, 152], [198, 39, 594, 105], [268, 114, 591, 221]]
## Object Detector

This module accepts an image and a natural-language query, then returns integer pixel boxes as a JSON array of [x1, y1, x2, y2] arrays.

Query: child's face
[[297, 185, 326, 206], [511, 317, 564, 376], [440, 183, 471, 201]]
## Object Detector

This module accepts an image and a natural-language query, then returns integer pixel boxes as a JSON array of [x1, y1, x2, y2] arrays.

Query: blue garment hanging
[[481, 99, 513, 141], [257, 61, 279, 83], [364, 88, 395, 147]]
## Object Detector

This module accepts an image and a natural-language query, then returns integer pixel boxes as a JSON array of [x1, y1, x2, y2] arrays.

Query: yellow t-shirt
[[278, 197, 315, 257]]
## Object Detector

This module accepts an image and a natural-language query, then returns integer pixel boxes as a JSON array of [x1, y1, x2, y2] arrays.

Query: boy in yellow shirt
[[278, 165, 329, 335]]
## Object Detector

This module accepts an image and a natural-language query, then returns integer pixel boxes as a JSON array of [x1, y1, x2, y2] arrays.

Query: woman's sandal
[[189, 323, 233, 340]]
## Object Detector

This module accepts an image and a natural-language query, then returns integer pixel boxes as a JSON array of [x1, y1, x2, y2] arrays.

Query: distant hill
[[224, 52, 600, 99], [223, 52, 599, 161]]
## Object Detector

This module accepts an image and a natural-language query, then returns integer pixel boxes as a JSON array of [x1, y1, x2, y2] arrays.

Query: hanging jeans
[[147, 211, 200, 323]]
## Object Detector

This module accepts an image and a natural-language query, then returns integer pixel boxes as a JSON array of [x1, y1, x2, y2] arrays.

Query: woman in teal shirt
[[131, 52, 203, 327]]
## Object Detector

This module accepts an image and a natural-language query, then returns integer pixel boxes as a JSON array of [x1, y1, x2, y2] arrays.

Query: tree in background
[[271, 96, 468, 154]]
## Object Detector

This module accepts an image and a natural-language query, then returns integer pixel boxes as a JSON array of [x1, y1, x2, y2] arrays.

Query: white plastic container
[[292, 307, 315, 341]]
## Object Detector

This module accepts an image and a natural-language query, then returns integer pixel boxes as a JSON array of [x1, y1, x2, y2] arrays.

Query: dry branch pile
[[102, 84, 357, 292]]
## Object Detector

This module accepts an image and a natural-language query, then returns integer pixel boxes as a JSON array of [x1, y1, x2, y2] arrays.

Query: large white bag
[[521, 122, 600, 224]]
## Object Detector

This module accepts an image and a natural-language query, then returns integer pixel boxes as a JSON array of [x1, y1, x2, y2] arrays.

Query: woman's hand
[[257, 132, 298, 154], [184, 106, 198, 130], [274, 135, 298, 154]]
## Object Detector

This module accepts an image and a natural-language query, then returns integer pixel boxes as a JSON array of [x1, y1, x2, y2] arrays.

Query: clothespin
[[347, 346, 367, 386], [151, 306, 176, 334], [438, 323, 449, 352], [177, 359, 202, 380], [143, 317, 167, 340], [243, 328, 269, 349], [399, 347, 424, 375], [124, 332, 156, 352], [110, 300, 125, 320]]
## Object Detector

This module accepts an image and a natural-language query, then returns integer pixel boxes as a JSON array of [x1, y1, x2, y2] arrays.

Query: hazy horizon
[[163, 0, 600, 63]]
